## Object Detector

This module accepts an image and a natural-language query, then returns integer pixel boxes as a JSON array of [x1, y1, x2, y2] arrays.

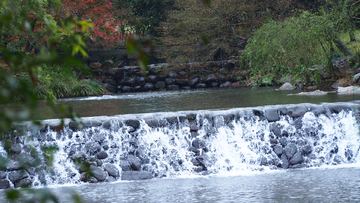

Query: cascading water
[[0, 102, 359, 188]]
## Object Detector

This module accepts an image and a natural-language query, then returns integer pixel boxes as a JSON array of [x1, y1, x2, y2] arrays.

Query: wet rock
[[310, 106, 327, 116], [127, 155, 141, 171], [167, 85, 180, 91], [189, 147, 200, 154], [273, 145, 283, 156], [122, 86, 132, 92], [85, 142, 101, 155], [260, 157, 268, 166], [119, 160, 131, 171], [294, 118, 303, 129], [14, 178, 32, 188], [90, 165, 107, 181], [284, 143, 297, 159], [147, 75, 158, 83], [0, 180, 10, 189], [333, 155, 343, 164], [136, 77, 146, 86], [271, 123, 282, 137], [121, 171, 152, 181], [0, 171, 6, 179], [279, 82, 296, 90], [192, 138, 206, 149], [211, 82, 219, 87], [187, 77, 199, 87], [104, 83, 116, 93], [345, 149, 353, 161], [327, 104, 351, 114], [289, 152, 304, 165], [125, 120, 140, 131], [220, 81, 231, 87], [265, 109, 280, 122], [281, 154, 289, 169], [10, 144, 22, 154], [270, 138, 278, 144], [144, 83, 154, 91], [165, 78, 176, 85], [96, 151, 108, 159], [6, 160, 21, 170], [155, 81, 166, 89], [112, 68, 124, 80], [8, 170, 28, 184], [196, 83, 207, 88], [104, 79, 116, 86], [104, 164, 120, 177], [301, 145, 312, 155], [190, 122, 198, 131], [288, 106, 308, 118]]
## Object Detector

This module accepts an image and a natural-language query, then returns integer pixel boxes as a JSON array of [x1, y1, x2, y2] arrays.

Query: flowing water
[[1, 87, 360, 202]]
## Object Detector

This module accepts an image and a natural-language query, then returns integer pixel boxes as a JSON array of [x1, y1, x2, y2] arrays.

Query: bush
[[242, 12, 335, 86]]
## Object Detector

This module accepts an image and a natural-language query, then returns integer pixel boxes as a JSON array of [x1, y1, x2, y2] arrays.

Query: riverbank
[[87, 57, 360, 95]]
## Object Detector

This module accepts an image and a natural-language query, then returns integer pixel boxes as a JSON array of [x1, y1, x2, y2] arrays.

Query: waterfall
[[1, 102, 359, 188]]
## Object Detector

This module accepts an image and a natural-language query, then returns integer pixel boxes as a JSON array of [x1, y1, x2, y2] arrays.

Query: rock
[[0, 171, 6, 179], [337, 86, 360, 94], [279, 82, 296, 90], [104, 79, 116, 86], [205, 74, 216, 83], [289, 152, 304, 165], [96, 151, 108, 159], [104, 164, 120, 177], [279, 138, 288, 147], [211, 82, 219, 87], [167, 85, 180, 91], [127, 155, 141, 171], [121, 171, 152, 181], [297, 90, 328, 96], [273, 145, 283, 156], [155, 81, 166, 89], [8, 170, 28, 184], [100, 60, 114, 69], [104, 83, 116, 93], [168, 71, 177, 78], [121, 77, 136, 86], [281, 154, 289, 169], [187, 77, 199, 87], [192, 138, 206, 149], [6, 160, 20, 170], [288, 106, 308, 118], [326, 104, 351, 113], [353, 73, 360, 81], [10, 144, 22, 154], [144, 83, 154, 91], [120, 160, 131, 171], [105, 176, 117, 182], [189, 147, 200, 154], [220, 81, 231, 87], [85, 142, 101, 155], [190, 122, 198, 131], [90, 165, 107, 181], [90, 62, 101, 69], [125, 120, 140, 130], [284, 143, 297, 159], [270, 138, 278, 144], [196, 83, 207, 88], [148, 75, 158, 83], [265, 109, 280, 122], [136, 77, 146, 86], [271, 123, 282, 137], [331, 78, 349, 89], [301, 145, 312, 155], [333, 155, 343, 164], [14, 178, 32, 188], [0, 180, 10, 189], [331, 57, 350, 73], [165, 78, 176, 85], [112, 68, 125, 80], [176, 79, 186, 86]]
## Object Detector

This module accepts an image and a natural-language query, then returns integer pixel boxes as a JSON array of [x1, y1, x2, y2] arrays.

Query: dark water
[[35, 87, 360, 119], [22, 166, 359, 202]]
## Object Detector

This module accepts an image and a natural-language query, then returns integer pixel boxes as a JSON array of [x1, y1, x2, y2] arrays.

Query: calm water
[[17, 166, 359, 202], [35, 87, 360, 119]]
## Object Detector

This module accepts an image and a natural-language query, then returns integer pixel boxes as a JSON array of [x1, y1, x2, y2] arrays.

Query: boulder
[[89, 62, 101, 69], [100, 60, 114, 69], [288, 106, 308, 118], [127, 155, 141, 171], [265, 109, 280, 122], [331, 57, 350, 73], [165, 78, 176, 85], [289, 152, 304, 165], [187, 77, 199, 87], [104, 164, 120, 177], [331, 78, 349, 89], [196, 83, 207, 88], [96, 151, 108, 160], [90, 165, 107, 181], [125, 120, 140, 130], [279, 82, 296, 90], [10, 144, 22, 154], [0, 180, 10, 189], [273, 145, 283, 156], [85, 142, 101, 155], [220, 81, 231, 87], [144, 83, 154, 91], [104, 83, 116, 93], [281, 154, 289, 169], [122, 86, 132, 92], [168, 71, 177, 78], [8, 170, 28, 184], [121, 171, 152, 181], [167, 85, 180, 91], [284, 143, 297, 159], [155, 81, 166, 89]]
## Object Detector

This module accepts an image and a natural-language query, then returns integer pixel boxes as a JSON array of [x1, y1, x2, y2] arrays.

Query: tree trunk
[[333, 34, 353, 56]]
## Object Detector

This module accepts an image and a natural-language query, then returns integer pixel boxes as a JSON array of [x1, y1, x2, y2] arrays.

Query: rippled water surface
[[35, 87, 360, 118], [26, 167, 360, 202]]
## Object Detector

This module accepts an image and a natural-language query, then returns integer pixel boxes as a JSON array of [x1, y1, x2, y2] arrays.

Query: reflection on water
[[52, 87, 360, 119], [23, 166, 360, 203]]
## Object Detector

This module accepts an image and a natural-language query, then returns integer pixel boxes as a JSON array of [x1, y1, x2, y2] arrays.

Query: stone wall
[[0, 102, 358, 188], [89, 60, 246, 93]]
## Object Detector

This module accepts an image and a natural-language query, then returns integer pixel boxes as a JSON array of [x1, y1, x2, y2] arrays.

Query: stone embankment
[[0, 102, 358, 188], [89, 60, 245, 93]]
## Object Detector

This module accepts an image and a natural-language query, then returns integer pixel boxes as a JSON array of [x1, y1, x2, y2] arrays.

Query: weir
[[1, 102, 360, 188]]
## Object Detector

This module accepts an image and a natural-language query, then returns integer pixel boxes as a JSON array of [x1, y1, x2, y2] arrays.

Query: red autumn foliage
[[60, 0, 131, 49]]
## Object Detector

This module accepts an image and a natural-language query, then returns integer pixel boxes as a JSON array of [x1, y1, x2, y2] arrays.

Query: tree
[[0, 0, 93, 201], [60, 0, 128, 49]]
